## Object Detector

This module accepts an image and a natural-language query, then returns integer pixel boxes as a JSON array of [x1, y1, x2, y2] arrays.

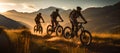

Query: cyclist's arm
[[79, 12, 87, 22], [41, 16, 45, 23], [58, 13, 63, 21]]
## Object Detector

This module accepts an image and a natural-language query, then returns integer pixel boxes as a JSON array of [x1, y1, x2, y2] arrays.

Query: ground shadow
[[86, 37, 120, 53]]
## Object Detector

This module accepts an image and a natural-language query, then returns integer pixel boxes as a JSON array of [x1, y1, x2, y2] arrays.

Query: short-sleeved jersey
[[35, 14, 42, 21], [50, 11, 59, 19], [69, 10, 82, 20]]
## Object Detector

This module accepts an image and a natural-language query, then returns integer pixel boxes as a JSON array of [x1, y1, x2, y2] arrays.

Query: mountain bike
[[47, 21, 63, 36], [34, 22, 44, 34], [63, 22, 92, 46]]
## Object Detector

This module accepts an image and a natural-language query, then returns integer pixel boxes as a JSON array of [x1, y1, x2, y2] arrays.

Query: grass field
[[0, 28, 120, 53]]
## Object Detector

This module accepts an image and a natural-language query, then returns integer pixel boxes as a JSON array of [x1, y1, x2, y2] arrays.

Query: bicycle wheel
[[47, 25, 53, 35], [56, 26, 63, 36], [34, 25, 37, 32], [63, 26, 72, 39], [38, 25, 43, 34], [80, 30, 92, 46]]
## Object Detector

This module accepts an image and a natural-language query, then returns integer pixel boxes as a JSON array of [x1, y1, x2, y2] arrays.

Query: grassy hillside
[[83, 2, 120, 33], [0, 26, 120, 53], [0, 14, 27, 29], [2, 2, 120, 33], [0, 27, 60, 53]]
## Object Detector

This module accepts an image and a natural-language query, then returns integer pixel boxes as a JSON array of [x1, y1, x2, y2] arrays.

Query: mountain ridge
[[2, 1, 120, 33], [0, 14, 26, 29]]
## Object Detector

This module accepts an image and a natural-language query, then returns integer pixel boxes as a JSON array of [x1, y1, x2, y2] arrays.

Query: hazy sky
[[0, 0, 120, 12]]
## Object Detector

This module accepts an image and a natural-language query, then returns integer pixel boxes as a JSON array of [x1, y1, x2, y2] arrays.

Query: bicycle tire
[[56, 26, 63, 36], [34, 25, 37, 32], [63, 26, 72, 39], [47, 25, 53, 35], [80, 30, 92, 46]]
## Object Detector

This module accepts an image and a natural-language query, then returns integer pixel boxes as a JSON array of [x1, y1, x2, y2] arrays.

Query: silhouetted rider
[[35, 13, 45, 30], [69, 6, 87, 35], [50, 9, 63, 31]]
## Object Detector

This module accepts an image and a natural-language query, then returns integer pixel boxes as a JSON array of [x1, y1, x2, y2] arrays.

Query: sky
[[0, 0, 120, 13]]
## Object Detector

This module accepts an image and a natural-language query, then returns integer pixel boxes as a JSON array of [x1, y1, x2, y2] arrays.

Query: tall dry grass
[[92, 33, 120, 39]]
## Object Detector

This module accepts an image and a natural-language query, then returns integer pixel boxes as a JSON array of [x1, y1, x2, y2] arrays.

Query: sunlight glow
[[0, 3, 16, 6], [0, 3, 16, 13], [61, 7, 68, 10], [0, 2, 37, 13], [0, 7, 7, 13], [0, 0, 119, 13]]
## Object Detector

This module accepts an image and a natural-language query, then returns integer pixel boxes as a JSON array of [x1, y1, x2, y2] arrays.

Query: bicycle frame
[[63, 22, 92, 46], [77, 23, 85, 32], [36, 22, 44, 26], [34, 22, 44, 33], [53, 21, 63, 29], [47, 21, 63, 35]]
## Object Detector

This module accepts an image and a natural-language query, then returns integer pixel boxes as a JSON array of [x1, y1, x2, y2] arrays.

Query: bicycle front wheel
[[47, 25, 53, 35], [80, 30, 92, 46], [63, 26, 72, 39], [38, 26, 43, 34], [56, 26, 63, 36]]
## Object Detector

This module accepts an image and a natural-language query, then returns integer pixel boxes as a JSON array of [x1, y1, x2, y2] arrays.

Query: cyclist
[[69, 6, 87, 36], [50, 9, 63, 31], [34, 13, 45, 31]]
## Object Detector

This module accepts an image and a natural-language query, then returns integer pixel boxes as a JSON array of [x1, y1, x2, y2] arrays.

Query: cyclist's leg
[[74, 20, 78, 36], [55, 20, 58, 27], [52, 20, 57, 31], [36, 20, 39, 31], [70, 21, 74, 32], [70, 20, 75, 37], [52, 19, 56, 31], [39, 23, 43, 34], [51, 19, 54, 29]]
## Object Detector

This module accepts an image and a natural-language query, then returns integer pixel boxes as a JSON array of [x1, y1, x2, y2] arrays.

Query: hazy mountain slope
[[0, 14, 25, 29], [2, 2, 120, 33], [2, 7, 71, 31], [83, 1, 120, 33]]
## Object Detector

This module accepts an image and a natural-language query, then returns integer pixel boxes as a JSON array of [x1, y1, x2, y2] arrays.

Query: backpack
[[69, 10, 77, 19], [35, 14, 40, 21], [50, 11, 58, 18]]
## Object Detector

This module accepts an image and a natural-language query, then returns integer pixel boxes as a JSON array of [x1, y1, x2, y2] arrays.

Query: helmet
[[39, 13, 41, 15], [56, 9, 59, 11], [77, 6, 82, 10]]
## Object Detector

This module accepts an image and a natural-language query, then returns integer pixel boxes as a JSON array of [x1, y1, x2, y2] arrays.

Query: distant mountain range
[[82, 1, 120, 33], [0, 14, 25, 29], [2, 2, 120, 33]]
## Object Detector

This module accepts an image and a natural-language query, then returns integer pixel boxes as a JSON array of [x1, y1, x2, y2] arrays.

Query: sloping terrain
[[0, 14, 26, 29], [2, 2, 120, 33], [83, 1, 120, 33], [0, 28, 120, 53]]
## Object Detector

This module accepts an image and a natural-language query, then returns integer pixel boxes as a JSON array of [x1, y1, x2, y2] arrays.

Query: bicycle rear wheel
[[34, 25, 37, 32], [80, 30, 92, 46], [56, 26, 63, 36], [63, 26, 72, 39]]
